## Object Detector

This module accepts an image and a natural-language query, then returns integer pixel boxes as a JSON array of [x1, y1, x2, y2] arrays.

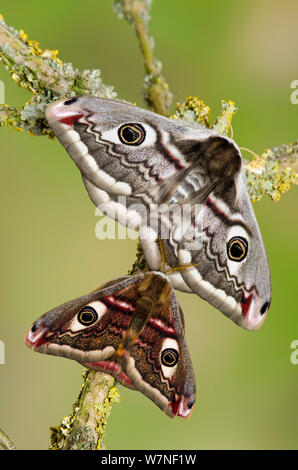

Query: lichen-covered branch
[[172, 96, 298, 201], [0, 14, 115, 136], [0, 428, 16, 450], [114, 0, 173, 116], [245, 141, 298, 202], [50, 370, 120, 450]]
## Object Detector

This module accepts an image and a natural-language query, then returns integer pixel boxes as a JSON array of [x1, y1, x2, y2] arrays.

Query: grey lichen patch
[[0, 98, 54, 136], [114, 0, 153, 23], [144, 72, 173, 115], [245, 141, 298, 202], [0, 15, 116, 136], [79, 69, 116, 99], [65, 426, 98, 450]]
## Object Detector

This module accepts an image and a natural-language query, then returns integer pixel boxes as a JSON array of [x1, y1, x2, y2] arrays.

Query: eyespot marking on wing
[[160, 338, 179, 379], [67, 300, 108, 332], [100, 122, 157, 148]]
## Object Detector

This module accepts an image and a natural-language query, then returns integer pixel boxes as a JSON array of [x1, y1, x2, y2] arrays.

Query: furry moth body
[[46, 98, 271, 330], [25, 271, 196, 418]]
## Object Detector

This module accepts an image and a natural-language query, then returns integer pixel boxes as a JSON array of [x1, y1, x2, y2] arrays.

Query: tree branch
[[245, 140, 298, 202], [114, 0, 173, 116], [50, 370, 120, 450], [0, 13, 115, 135], [0, 428, 16, 450]]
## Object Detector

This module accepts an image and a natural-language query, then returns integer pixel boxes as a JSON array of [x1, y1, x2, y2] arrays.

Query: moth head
[[46, 97, 162, 150]]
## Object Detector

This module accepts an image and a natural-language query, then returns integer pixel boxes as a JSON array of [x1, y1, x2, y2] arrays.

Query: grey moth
[[46, 97, 271, 331]]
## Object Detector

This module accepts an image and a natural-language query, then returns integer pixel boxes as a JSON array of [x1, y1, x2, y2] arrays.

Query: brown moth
[[25, 271, 196, 418]]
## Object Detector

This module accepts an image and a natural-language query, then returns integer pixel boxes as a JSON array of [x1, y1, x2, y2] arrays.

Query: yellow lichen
[[245, 144, 298, 202], [41, 49, 63, 66], [18, 28, 63, 66], [172, 96, 211, 127], [95, 385, 121, 450], [19, 29, 43, 56], [212, 99, 238, 135], [19, 29, 29, 42]]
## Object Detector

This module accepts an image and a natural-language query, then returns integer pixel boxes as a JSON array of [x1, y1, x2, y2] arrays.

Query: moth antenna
[[157, 237, 168, 273], [228, 121, 234, 139], [239, 146, 261, 160], [166, 263, 199, 275]]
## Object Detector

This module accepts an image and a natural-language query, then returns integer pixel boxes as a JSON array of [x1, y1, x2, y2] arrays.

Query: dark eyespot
[[77, 307, 98, 326], [161, 348, 179, 367], [64, 98, 78, 105], [118, 123, 145, 145], [187, 399, 195, 409], [31, 322, 38, 333], [260, 301, 270, 315], [227, 236, 248, 262]]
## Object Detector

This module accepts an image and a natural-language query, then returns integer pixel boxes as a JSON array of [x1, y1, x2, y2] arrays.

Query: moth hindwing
[[25, 271, 196, 418]]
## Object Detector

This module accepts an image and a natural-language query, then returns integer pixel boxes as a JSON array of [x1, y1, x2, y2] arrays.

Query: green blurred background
[[0, 0, 297, 450]]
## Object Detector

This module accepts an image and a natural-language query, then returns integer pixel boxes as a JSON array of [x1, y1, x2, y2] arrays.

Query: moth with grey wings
[[46, 98, 271, 330], [25, 271, 196, 418]]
